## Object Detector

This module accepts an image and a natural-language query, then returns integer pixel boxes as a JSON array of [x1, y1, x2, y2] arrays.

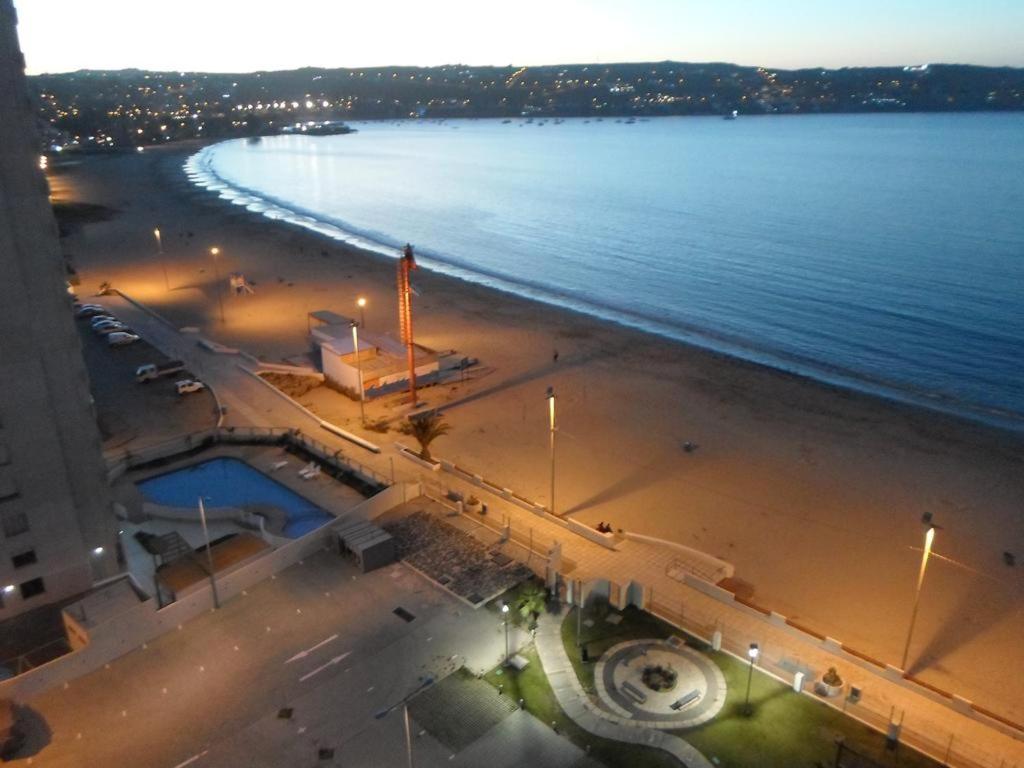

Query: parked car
[[91, 318, 123, 330], [94, 323, 131, 336], [75, 304, 106, 318], [175, 379, 205, 395], [89, 314, 118, 326], [136, 360, 186, 383], [107, 332, 140, 347]]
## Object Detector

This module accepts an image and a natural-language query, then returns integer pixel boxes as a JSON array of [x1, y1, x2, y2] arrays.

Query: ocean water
[[185, 114, 1024, 430]]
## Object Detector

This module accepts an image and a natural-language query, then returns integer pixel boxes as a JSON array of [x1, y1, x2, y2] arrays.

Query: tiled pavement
[[534, 607, 714, 768]]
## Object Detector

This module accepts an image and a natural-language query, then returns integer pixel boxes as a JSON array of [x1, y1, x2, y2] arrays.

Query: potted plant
[[821, 666, 844, 697], [464, 494, 482, 514]]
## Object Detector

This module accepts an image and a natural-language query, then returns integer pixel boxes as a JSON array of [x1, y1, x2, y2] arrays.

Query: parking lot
[[73, 301, 218, 450]]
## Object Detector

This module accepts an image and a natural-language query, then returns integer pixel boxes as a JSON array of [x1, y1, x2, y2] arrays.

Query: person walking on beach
[[553, 349, 559, 363]]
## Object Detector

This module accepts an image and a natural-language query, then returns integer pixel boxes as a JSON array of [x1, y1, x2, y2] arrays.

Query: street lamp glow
[[748, 643, 759, 660], [92, 546, 105, 556], [2, 585, 14, 594], [501, 603, 510, 614], [357, 296, 367, 328]]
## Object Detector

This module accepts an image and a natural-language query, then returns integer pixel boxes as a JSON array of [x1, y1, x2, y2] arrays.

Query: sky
[[13, 0, 1024, 75]]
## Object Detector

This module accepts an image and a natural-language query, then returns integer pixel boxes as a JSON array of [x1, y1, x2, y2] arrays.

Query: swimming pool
[[137, 457, 334, 538]]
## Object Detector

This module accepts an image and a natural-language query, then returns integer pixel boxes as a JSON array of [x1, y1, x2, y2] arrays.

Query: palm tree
[[407, 411, 451, 462], [516, 582, 547, 629]]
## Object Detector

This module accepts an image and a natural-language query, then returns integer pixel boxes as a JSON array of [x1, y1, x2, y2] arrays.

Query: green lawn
[[561, 604, 943, 768]]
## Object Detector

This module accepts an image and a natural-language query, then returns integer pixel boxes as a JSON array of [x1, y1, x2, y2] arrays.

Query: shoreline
[[181, 139, 1023, 449], [55, 143, 1024, 720], [185, 133, 1024, 436]]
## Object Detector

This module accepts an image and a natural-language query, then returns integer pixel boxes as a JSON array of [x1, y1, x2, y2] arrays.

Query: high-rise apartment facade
[[0, 0, 119, 621]]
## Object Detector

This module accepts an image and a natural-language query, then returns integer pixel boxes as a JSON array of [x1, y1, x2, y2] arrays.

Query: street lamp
[[209, 246, 225, 323], [900, 524, 936, 671], [357, 296, 367, 329], [502, 602, 510, 666], [153, 228, 169, 291], [197, 497, 220, 609], [743, 642, 759, 714], [546, 386, 556, 515], [350, 321, 366, 426]]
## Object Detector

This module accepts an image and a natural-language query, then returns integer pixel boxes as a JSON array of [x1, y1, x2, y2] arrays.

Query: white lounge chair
[[269, 460, 288, 472], [300, 465, 321, 480]]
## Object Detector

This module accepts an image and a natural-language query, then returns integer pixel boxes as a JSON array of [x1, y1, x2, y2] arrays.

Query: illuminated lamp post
[[743, 642, 759, 715], [209, 247, 225, 323], [546, 387, 556, 515], [351, 321, 366, 426], [900, 524, 936, 671], [154, 228, 169, 291], [357, 296, 367, 329], [502, 602, 511, 666]]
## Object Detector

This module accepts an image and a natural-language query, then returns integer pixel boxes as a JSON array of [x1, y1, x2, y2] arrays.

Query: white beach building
[[308, 311, 439, 397]]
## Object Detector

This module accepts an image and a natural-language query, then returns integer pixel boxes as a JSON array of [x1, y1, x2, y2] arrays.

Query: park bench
[[621, 681, 647, 704], [670, 690, 701, 710]]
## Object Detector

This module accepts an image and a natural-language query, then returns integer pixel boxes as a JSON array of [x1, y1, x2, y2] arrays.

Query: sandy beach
[[51, 142, 1024, 720]]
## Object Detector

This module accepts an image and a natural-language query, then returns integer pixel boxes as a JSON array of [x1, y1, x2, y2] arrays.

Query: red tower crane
[[397, 243, 418, 403]]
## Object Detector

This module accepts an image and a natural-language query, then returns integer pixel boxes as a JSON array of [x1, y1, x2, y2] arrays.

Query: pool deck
[[158, 533, 271, 597], [112, 442, 375, 598]]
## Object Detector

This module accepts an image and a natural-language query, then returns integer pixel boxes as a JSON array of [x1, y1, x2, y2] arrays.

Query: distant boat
[[724, 110, 739, 120], [502, 119, 512, 124]]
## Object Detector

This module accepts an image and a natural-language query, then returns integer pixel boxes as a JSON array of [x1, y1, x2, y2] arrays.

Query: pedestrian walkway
[[534, 608, 714, 768]]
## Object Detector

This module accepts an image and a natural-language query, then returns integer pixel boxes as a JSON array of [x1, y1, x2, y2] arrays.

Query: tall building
[[0, 0, 119, 621]]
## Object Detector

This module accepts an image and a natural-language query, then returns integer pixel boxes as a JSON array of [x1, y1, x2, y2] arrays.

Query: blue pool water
[[137, 457, 333, 538]]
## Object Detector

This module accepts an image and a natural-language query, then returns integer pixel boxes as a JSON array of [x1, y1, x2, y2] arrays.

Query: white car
[[89, 315, 118, 327], [94, 323, 131, 336], [175, 379, 205, 395], [107, 332, 140, 347]]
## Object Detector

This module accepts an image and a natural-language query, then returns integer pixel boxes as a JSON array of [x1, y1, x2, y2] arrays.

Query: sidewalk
[[534, 608, 713, 768]]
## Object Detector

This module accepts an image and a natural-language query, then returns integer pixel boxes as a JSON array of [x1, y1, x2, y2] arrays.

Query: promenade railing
[[104, 426, 390, 489]]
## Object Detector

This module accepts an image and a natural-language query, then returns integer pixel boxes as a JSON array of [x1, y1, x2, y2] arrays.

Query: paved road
[[23, 551, 534, 768]]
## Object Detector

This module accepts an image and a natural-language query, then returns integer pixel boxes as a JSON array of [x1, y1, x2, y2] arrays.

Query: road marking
[[299, 651, 351, 682], [286, 634, 338, 664], [172, 750, 208, 768]]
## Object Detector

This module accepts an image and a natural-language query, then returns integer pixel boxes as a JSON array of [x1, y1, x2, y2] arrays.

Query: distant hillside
[[29, 61, 1024, 149]]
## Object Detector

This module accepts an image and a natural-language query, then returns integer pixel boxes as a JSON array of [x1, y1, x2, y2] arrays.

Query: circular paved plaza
[[594, 638, 726, 728]]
